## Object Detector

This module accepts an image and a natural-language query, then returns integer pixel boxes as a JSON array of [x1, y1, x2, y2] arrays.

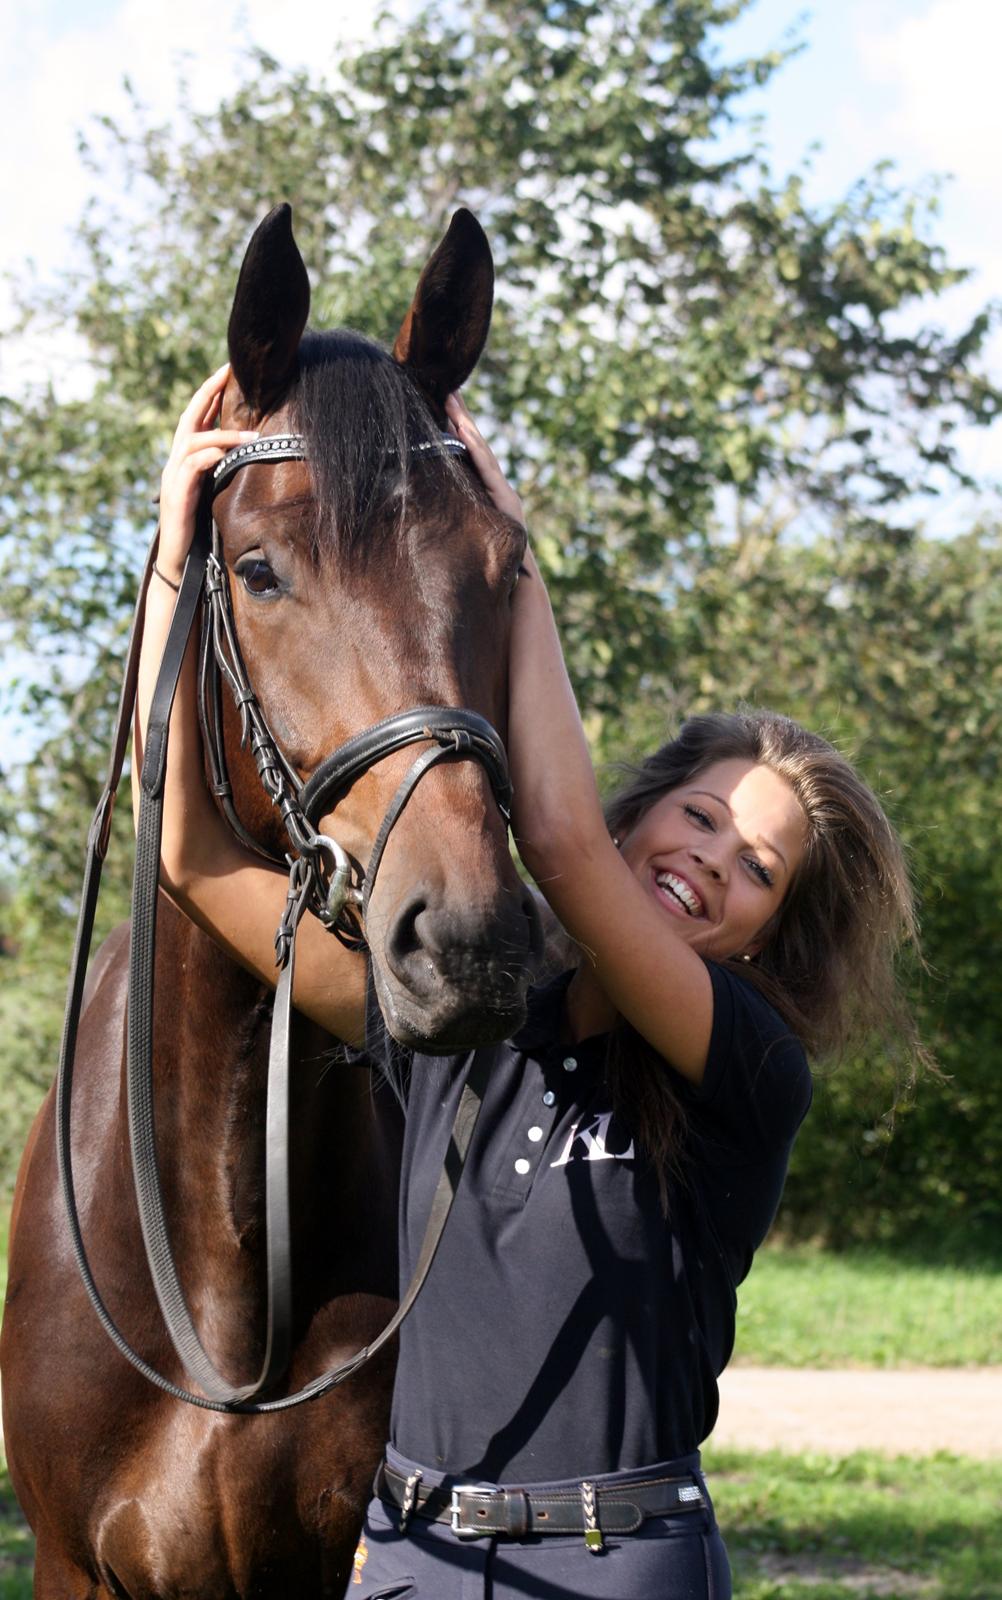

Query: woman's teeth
[[655, 871, 703, 917]]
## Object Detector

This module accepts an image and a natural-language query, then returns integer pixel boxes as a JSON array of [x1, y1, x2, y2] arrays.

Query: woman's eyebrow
[[689, 789, 788, 873]]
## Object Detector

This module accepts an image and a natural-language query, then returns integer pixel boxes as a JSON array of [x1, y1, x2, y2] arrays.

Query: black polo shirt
[[355, 962, 811, 1483]]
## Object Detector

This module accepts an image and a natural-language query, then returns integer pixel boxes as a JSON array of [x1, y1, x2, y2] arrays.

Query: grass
[[0, 1457, 32, 1600], [733, 1245, 1002, 1368], [0, 1450, 997, 1599], [704, 1445, 1002, 1599]]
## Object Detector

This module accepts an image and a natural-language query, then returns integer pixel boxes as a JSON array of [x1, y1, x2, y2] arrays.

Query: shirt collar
[[513, 967, 616, 1067]]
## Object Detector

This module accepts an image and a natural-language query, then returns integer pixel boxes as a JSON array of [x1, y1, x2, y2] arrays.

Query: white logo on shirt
[[550, 1113, 635, 1167]]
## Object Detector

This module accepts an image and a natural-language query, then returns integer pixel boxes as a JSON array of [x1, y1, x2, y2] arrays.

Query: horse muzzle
[[372, 874, 543, 1052]]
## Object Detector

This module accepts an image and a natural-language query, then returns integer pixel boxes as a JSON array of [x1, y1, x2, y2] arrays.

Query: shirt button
[[514, 1158, 531, 1175], [542, 1090, 556, 1106], [527, 1126, 543, 1142], [563, 1056, 577, 1072]]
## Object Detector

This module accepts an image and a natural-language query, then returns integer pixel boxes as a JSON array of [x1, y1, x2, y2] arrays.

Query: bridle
[[200, 432, 513, 948], [57, 429, 513, 1413]]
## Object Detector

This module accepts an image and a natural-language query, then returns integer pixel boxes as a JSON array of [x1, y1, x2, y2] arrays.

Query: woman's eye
[[747, 858, 774, 888], [237, 558, 280, 597], [683, 804, 712, 828]]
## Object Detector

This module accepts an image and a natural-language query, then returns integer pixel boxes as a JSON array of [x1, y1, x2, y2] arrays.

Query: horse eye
[[237, 558, 280, 597]]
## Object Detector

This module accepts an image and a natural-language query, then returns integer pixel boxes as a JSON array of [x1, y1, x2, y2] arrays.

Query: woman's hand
[[445, 391, 527, 530], [156, 364, 258, 583]]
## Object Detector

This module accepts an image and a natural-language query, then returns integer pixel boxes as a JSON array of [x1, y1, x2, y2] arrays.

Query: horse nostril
[[381, 880, 541, 1005], [385, 890, 428, 982]]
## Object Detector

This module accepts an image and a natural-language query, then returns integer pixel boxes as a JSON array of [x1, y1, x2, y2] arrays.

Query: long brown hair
[[601, 707, 923, 1196]]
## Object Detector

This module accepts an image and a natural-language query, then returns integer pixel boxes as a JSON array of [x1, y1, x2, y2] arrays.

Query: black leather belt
[[375, 1460, 707, 1544]]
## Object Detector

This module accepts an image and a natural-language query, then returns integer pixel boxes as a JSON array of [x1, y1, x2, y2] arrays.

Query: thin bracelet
[[152, 561, 181, 593]]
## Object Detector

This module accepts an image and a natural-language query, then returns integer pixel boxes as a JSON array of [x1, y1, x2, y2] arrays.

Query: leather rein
[[57, 432, 510, 1413]]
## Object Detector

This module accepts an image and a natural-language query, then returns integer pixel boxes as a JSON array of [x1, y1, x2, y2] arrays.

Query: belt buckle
[[450, 1485, 492, 1539]]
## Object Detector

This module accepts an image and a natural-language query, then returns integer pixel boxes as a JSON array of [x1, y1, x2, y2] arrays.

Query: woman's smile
[[652, 867, 708, 920]]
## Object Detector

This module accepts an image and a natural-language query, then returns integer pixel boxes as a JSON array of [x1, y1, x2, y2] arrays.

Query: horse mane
[[291, 330, 472, 559]]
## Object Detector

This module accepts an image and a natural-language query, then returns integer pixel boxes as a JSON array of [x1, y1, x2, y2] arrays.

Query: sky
[[0, 0, 389, 387]]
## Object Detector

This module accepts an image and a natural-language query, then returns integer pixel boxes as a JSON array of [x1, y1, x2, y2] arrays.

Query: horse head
[[213, 204, 542, 1050]]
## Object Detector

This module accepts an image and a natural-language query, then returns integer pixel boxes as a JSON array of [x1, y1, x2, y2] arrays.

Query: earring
[[612, 836, 621, 848], [741, 953, 752, 962]]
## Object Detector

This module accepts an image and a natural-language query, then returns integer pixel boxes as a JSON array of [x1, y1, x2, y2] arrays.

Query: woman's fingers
[[171, 363, 231, 444], [160, 428, 257, 503], [158, 368, 257, 574], [446, 392, 494, 459], [445, 392, 526, 527], [190, 361, 230, 408], [181, 428, 257, 455], [156, 456, 224, 577]]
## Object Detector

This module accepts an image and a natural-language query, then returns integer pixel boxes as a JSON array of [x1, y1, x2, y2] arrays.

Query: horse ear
[[226, 204, 311, 421], [392, 209, 494, 404]]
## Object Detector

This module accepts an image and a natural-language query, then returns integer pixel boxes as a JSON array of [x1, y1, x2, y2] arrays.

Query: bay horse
[[1, 204, 541, 1597]]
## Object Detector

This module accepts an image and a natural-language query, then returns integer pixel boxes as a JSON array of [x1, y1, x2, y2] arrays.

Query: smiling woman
[[574, 706, 920, 1209]]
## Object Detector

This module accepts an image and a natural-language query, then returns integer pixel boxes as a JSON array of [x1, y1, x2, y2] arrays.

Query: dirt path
[[712, 1366, 1002, 1458]]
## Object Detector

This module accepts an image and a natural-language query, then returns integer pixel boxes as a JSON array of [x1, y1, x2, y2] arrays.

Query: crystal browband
[[212, 432, 467, 494]]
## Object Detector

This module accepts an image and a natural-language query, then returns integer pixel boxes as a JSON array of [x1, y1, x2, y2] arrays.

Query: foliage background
[[1, 0, 1000, 1256]]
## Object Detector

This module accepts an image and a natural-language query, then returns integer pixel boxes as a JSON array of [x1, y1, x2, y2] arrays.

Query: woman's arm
[[445, 394, 714, 1081], [133, 368, 367, 1043]]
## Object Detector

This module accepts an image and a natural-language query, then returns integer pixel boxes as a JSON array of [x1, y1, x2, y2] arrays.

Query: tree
[[1, 0, 1000, 1241]]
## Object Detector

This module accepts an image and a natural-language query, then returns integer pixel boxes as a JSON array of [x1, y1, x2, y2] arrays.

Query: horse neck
[[147, 902, 272, 1234]]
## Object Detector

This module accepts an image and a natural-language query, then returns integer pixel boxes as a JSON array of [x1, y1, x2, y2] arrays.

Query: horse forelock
[[289, 329, 473, 561]]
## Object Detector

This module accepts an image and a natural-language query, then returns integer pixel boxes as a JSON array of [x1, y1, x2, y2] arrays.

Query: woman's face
[[618, 758, 807, 961]]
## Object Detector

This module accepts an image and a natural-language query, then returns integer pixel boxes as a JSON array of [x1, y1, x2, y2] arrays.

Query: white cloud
[[855, 0, 1002, 189], [842, 0, 1002, 299]]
